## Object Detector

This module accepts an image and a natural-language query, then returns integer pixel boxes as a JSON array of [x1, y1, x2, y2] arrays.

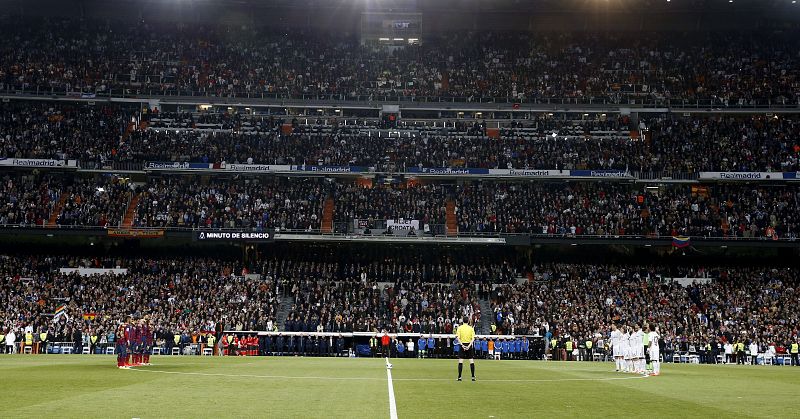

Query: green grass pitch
[[1, 355, 797, 418]]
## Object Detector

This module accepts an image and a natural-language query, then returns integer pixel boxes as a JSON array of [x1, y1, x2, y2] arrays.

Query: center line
[[385, 357, 398, 419]]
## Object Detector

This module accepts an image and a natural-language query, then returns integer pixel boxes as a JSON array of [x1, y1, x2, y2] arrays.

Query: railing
[[0, 222, 799, 241], [2, 85, 799, 110], [526, 233, 799, 242], [0, 224, 317, 233]]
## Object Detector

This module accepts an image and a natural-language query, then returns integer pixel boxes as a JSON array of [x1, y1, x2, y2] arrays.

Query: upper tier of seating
[[2, 103, 799, 174], [1, 19, 798, 107]]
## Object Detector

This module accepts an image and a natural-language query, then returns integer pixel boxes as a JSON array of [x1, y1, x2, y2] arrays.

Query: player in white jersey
[[630, 325, 644, 374], [610, 325, 623, 372], [635, 325, 647, 374], [648, 326, 661, 376], [622, 327, 632, 372]]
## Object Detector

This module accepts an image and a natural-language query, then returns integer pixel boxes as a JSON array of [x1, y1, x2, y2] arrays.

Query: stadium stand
[[131, 176, 325, 231], [0, 8, 798, 371], [1, 173, 798, 241], [1, 255, 797, 362], [1, 19, 799, 107], [3, 102, 800, 174]]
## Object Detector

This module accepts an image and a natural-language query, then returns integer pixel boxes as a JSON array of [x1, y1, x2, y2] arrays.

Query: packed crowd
[[334, 182, 447, 226], [282, 260, 505, 333], [1, 255, 797, 361], [490, 264, 800, 361], [0, 175, 60, 226], [0, 255, 279, 354], [136, 112, 800, 172], [0, 102, 128, 164], [2, 100, 800, 172], [2, 18, 799, 106], [453, 181, 800, 238], [646, 115, 800, 173], [0, 256, 513, 351], [56, 177, 133, 227], [2, 173, 799, 239], [287, 281, 480, 334], [132, 176, 325, 231]]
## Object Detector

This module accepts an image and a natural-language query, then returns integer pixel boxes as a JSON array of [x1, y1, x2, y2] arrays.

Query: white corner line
[[385, 357, 398, 419]]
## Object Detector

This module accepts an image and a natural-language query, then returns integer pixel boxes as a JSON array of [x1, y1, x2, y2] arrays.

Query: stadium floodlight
[[393, 38, 404, 41], [379, 38, 390, 41]]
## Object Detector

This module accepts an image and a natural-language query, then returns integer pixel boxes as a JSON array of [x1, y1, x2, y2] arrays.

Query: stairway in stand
[[446, 199, 458, 236], [122, 122, 135, 142], [121, 193, 141, 228], [276, 296, 295, 331], [479, 298, 493, 335], [46, 192, 69, 227], [320, 197, 335, 233]]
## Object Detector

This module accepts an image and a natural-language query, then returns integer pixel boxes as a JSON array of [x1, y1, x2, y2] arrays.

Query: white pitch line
[[126, 368, 382, 381], [385, 358, 398, 419], [125, 367, 647, 384], [396, 375, 649, 382]]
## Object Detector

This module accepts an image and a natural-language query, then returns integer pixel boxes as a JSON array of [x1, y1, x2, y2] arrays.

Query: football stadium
[[1, 0, 799, 417]]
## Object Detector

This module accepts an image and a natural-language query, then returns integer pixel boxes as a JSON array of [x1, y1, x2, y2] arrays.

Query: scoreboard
[[361, 12, 422, 45]]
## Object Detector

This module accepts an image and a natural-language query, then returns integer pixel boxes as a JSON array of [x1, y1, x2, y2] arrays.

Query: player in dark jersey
[[124, 320, 134, 367], [138, 320, 147, 365], [116, 324, 129, 369], [131, 321, 142, 366], [142, 319, 151, 365]]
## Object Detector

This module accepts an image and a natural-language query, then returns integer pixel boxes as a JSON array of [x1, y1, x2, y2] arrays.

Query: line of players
[[610, 324, 661, 376], [401, 336, 531, 359], [115, 318, 154, 369]]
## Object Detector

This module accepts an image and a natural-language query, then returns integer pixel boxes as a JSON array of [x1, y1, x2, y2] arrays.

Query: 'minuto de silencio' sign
[[195, 230, 274, 242]]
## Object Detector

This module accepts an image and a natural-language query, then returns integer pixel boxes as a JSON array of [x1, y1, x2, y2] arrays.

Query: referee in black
[[456, 316, 476, 381]]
